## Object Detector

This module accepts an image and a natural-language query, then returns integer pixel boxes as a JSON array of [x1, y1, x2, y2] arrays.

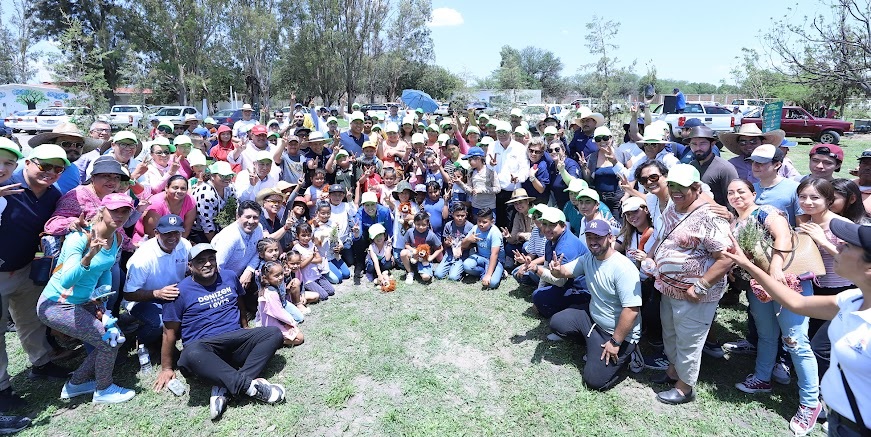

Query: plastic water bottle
[[138, 345, 151, 374]]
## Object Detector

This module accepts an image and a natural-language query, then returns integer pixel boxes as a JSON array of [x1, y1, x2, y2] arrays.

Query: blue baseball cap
[[193, 127, 210, 138], [156, 214, 185, 234], [780, 139, 798, 148], [463, 147, 485, 159], [681, 118, 703, 129]]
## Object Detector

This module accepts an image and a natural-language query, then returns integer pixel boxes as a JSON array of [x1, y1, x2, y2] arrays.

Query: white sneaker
[[209, 386, 228, 420], [61, 380, 96, 399], [405, 274, 414, 285], [546, 333, 564, 341], [92, 384, 136, 404], [629, 348, 644, 374], [772, 360, 791, 385]]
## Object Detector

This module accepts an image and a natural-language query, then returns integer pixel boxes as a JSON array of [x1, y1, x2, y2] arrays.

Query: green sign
[[762, 101, 784, 132]]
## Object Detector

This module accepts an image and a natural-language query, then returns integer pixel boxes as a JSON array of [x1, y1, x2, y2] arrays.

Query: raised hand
[[0, 183, 23, 198], [548, 251, 565, 272], [500, 226, 510, 239], [576, 152, 587, 168], [69, 212, 87, 232], [248, 167, 258, 186], [488, 153, 498, 167]]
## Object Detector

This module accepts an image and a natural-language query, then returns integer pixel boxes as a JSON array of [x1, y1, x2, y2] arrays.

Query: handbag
[[29, 234, 64, 286], [749, 209, 825, 277]]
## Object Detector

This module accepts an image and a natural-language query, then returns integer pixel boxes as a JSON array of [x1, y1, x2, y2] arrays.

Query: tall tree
[[582, 16, 636, 122], [227, 0, 283, 109], [378, 0, 433, 100], [494, 45, 528, 89], [518, 46, 564, 98], [46, 12, 111, 111], [5, 0, 40, 83]]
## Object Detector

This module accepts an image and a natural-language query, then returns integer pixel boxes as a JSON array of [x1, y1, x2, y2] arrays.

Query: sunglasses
[[219, 174, 233, 181], [59, 141, 84, 149], [638, 174, 661, 185], [157, 126, 173, 134], [548, 148, 561, 153], [152, 150, 171, 156], [594, 135, 611, 142], [528, 149, 543, 155], [31, 159, 65, 173]]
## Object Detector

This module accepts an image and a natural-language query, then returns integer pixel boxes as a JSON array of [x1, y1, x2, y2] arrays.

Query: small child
[[304, 168, 329, 217], [445, 163, 469, 211], [421, 181, 448, 236], [366, 223, 395, 285], [400, 211, 443, 284], [311, 201, 350, 284], [454, 147, 499, 219], [413, 184, 427, 206], [389, 181, 418, 260], [256, 261, 304, 346], [435, 203, 474, 281], [283, 252, 319, 314], [512, 205, 548, 286], [0, 141, 23, 227], [501, 189, 534, 270], [292, 223, 335, 301], [352, 192, 394, 281], [461, 208, 505, 289], [255, 238, 305, 323], [377, 167, 399, 208]]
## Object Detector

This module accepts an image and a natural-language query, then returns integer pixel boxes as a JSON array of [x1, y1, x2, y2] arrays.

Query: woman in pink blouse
[[137, 175, 195, 240]]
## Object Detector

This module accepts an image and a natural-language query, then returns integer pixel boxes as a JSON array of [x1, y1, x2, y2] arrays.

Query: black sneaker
[[27, 362, 72, 380], [0, 388, 26, 413], [250, 378, 285, 404], [0, 415, 30, 434]]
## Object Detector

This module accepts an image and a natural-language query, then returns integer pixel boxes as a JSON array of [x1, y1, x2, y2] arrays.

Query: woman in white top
[[724, 220, 869, 437]]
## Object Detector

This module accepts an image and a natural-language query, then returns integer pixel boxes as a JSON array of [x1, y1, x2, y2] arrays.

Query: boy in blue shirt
[[435, 203, 474, 281], [461, 207, 505, 289], [351, 192, 394, 283], [400, 212, 443, 284]]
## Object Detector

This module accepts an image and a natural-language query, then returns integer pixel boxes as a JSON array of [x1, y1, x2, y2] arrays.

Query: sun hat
[[543, 126, 558, 136], [29, 144, 70, 166], [89, 156, 130, 181], [361, 191, 378, 205], [384, 122, 399, 133], [308, 131, 327, 142], [101, 192, 134, 210], [510, 108, 523, 117], [809, 144, 844, 162], [666, 163, 702, 187], [593, 126, 612, 137], [350, 111, 365, 122], [190, 243, 217, 260], [574, 106, 605, 127], [639, 126, 669, 144], [719, 124, 785, 155], [747, 144, 785, 163], [466, 126, 480, 135], [256, 187, 286, 205], [29, 122, 101, 150], [539, 206, 566, 224], [411, 133, 426, 144], [564, 178, 589, 193], [505, 188, 535, 204], [681, 126, 717, 144], [576, 188, 600, 202], [174, 135, 193, 146], [241, 104, 253, 111], [184, 114, 199, 124], [204, 117, 217, 125], [207, 161, 234, 176], [621, 196, 646, 214], [0, 138, 23, 159], [464, 147, 485, 159], [187, 149, 207, 167], [585, 219, 611, 236], [368, 223, 387, 239], [392, 180, 414, 200], [275, 180, 298, 192], [156, 214, 185, 234], [112, 131, 137, 144]]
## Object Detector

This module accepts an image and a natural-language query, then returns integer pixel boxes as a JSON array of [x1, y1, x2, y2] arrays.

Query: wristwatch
[[608, 337, 621, 347]]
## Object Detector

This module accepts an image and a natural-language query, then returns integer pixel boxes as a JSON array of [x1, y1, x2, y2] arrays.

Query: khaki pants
[[660, 295, 717, 387], [0, 265, 52, 390]]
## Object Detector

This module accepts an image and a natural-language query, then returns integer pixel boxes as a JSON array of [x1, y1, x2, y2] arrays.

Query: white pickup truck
[[104, 105, 146, 129], [652, 102, 741, 136]]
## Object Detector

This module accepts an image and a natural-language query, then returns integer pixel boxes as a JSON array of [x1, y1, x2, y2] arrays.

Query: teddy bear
[[101, 310, 126, 348], [398, 201, 413, 234], [414, 244, 432, 267], [380, 271, 396, 292]]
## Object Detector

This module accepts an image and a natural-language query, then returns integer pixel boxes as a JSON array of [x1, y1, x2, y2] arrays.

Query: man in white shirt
[[489, 120, 529, 228], [234, 150, 279, 202], [228, 125, 275, 171], [124, 214, 192, 345], [232, 104, 258, 138]]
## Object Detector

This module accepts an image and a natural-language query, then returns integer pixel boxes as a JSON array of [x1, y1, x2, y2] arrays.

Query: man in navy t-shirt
[[155, 243, 286, 420]]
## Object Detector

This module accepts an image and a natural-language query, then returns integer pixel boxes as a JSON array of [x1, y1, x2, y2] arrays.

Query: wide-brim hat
[[256, 187, 287, 205], [681, 126, 718, 144], [719, 124, 785, 155], [392, 180, 414, 200], [505, 188, 535, 204], [573, 106, 604, 127], [29, 122, 102, 150], [88, 156, 130, 182]]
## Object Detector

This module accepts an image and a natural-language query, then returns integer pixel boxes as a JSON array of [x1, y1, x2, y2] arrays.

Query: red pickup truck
[[740, 106, 852, 144]]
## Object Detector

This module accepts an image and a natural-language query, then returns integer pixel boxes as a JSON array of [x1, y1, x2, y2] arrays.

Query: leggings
[[304, 276, 335, 301], [37, 295, 119, 390]]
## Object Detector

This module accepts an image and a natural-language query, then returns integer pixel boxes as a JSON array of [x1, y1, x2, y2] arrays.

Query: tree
[[376, 0, 433, 101], [518, 46, 564, 98], [46, 12, 111, 111], [227, 0, 285, 110], [581, 16, 636, 123], [398, 63, 463, 101], [494, 45, 529, 90], [767, 0, 871, 98], [2, 0, 40, 83], [14, 89, 48, 109]]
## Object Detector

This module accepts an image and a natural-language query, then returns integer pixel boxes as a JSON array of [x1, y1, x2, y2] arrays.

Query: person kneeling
[[154, 243, 286, 421], [549, 220, 642, 391]]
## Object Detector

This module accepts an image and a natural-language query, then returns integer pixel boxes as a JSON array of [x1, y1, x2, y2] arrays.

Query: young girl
[[422, 181, 449, 236], [311, 201, 350, 284], [292, 223, 335, 301], [256, 262, 304, 346], [377, 167, 400, 208], [366, 223, 395, 285], [304, 168, 329, 217], [445, 163, 470, 211], [389, 181, 419, 260], [283, 252, 319, 314], [455, 147, 499, 219], [255, 238, 305, 323]]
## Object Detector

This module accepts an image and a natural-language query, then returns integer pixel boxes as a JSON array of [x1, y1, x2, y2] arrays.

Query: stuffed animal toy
[[415, 244, 432, 267], [101, 310, 126, 348], [380, 271, 396, 292], [398, 201, 413, 234]]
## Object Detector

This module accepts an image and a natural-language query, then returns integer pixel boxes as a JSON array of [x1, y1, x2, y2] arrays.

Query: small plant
[[215, 196, 238, 230], [735, 220, 771, 263]]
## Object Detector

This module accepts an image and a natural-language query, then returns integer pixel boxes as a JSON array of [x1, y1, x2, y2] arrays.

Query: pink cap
[[101, 193, 134, 210], [251, 125, 268, 136]]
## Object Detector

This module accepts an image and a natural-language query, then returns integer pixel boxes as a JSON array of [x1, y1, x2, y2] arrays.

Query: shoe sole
[[93, 393, 136, 404], [210, 397, 227, 420], [735, 385, 772, 394], [61, 389, 94, 399]]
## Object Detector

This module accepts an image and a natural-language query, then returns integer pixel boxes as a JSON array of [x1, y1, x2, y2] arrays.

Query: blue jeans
[[326, 259, 351, 284], [435, 255, 465, 280], [532, 283, 589, 319], [283, 301, 304, 324], [365, 257, 395, 276], [462, 254, 503, 289], [129, 301, 163, 345], [747, 280, 818, 407], [512, 265, 540, 286]]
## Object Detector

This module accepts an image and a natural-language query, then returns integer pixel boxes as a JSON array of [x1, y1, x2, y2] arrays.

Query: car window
[[704, 106, 732, 114], [112, 106, 139, 113], [157, 108, 182, 116], [730, 100, 743, 106], [39, 108, 67, 116], [522, 106, 546, 115], [684, 104, 704, 114], [213, 109, 235, 117]]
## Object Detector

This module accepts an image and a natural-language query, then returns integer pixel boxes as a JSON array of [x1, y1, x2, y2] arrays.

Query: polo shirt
[[691, 156, 738, 207], [0, 169, 61, 272], [125, 237, 192, 295], [340, 131, 368, 156], [211, 222, 263, 277], [353, 204, 394, 241], [544, 228, 588, 291], [567, 130, 596, 159], [162, 269, 244, 344], [55, 163, 81, 194]]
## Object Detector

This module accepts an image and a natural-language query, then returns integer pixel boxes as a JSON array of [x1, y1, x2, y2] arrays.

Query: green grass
[[7, 277, 819, 436]]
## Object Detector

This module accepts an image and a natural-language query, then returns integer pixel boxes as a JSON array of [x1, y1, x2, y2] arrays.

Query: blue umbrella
[[401, 89, 439, 114]]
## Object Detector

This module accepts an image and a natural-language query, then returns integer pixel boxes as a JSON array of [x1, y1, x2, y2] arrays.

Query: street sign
[[762, 101, 784, 132]]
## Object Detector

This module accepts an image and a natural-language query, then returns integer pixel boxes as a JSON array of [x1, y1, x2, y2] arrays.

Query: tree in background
[[375, 0, 433, 101], [46, 12, 111, 110], [0, 0, 40, 83], [518, 46, 566, 99], [580, 16, 636, 123]]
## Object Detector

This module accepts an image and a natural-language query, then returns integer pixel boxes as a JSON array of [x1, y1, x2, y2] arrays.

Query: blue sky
[[428, 0, 831, 86]]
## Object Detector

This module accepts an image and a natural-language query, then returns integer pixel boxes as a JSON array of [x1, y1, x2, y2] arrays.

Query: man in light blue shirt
[[211, 200, 264, 314]]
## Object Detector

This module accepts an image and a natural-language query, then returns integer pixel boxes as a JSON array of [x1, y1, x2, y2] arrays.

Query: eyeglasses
[[219, 174, 233, 181], [30, 159, 65, 173], [152, 150, 171, 156], [594, 135, 611, 142], [638, 174, 661, 185], [59, 141, 84, 150], [528, 149, 543, 155], [116, 142, 137, 150], [548, 148, 561, 153], [91, 128, 110, 133], [264, 198, 282, 204]]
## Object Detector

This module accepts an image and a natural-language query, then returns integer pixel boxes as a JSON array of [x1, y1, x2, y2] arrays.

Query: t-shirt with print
[[162, 269, 243, 344], [280, 153, 307, 184], [403, 229, 441, 254], [467, 225, 505, 263], [443, 220, 474, 258]]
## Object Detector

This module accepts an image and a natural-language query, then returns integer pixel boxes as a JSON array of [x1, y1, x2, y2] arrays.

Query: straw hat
[[573, 106, 605, 127], [718, 124, 785, 155], [505, 188, 535, 204], [29, 122, 103, 150]]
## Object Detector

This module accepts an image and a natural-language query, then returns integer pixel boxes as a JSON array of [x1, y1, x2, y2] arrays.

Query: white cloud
[[428, 8, 464, 27]]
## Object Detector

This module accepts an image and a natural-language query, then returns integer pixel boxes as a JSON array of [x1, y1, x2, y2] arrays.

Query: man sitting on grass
[[548, 219, 642, 391], [154, 243, 286, 421]]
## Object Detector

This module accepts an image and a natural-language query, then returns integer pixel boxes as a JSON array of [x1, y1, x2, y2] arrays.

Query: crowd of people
[[0, 100, 868, 436]]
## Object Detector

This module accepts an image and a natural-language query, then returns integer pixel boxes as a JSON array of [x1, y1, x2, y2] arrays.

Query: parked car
[[34, 107, 96, 132], [212, 108, 262, 128], [104, 105, 146, 129], [740, 105, 852, 144], [4, 110, 40, 134], [652, 102, 741, 136], [153, 106, 200, 125], [730, 98, 766, 114]]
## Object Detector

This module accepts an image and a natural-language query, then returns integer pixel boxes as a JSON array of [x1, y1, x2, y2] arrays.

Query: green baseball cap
[[0, 138, 23, 159], [29, 144, 70, 166]]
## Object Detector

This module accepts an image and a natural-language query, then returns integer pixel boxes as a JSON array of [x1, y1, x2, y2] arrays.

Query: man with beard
[[718, 124, 784, 183], [124, 214, 191, 347], [280, 110, 307, 137], [549, 219, 642, 391], [28, 123, 101, 194], [685, 126, 737, 207], [528, 206, 589, 319], [567, 107, 605, 160], [154, 243, 285, 421]]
